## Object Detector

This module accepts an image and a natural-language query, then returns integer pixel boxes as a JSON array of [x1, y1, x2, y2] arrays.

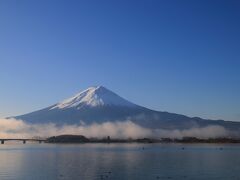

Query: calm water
[[0, 143, 240, 180]]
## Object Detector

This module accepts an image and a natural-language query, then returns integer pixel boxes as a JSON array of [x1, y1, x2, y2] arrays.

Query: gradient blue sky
[[0, 0, 239, 121]]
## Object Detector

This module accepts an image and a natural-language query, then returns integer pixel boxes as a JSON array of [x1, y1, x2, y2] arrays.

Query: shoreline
[[45, 135, 240, 144]]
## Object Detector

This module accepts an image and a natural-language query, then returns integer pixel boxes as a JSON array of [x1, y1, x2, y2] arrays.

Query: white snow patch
[[51, 86, 136, 110]]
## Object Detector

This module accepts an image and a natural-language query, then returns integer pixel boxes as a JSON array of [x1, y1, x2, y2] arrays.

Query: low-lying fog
[[0, 118, 237, 139]]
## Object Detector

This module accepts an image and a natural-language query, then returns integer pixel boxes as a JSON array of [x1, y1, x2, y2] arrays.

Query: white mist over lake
[[0, 118, 234, 139]]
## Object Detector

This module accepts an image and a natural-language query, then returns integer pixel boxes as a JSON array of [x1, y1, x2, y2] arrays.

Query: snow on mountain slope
[[50, 86, 137, 110]]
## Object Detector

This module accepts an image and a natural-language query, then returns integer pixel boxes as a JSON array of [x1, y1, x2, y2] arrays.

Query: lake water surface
[[0, 143, 240, 180]]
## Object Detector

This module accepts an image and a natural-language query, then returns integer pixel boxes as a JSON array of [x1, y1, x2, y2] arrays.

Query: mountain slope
[[50, 86, 137, 109], [14, 86, 240, 130]]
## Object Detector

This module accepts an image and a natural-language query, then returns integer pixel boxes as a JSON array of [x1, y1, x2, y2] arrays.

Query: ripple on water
[[0, 143, 240, 179]]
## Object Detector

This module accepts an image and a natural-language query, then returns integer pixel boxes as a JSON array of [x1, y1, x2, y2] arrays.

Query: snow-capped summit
[[51, 86, 137, 110]]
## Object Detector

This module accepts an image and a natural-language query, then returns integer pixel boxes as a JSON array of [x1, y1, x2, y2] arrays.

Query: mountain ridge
[[13, 86, 240, 131]]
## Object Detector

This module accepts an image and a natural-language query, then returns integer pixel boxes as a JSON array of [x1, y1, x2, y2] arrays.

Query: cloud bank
[[0, 118, 237, 139]]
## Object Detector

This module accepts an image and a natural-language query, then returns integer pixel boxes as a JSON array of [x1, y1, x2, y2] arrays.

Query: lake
[[0, 143, 240, 180]]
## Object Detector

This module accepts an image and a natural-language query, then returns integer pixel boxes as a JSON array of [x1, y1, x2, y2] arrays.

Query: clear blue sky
[[0, 0, 239, 121]]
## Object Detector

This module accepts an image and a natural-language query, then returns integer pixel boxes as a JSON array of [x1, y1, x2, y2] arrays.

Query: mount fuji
[[14, 86, 240, 130]]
